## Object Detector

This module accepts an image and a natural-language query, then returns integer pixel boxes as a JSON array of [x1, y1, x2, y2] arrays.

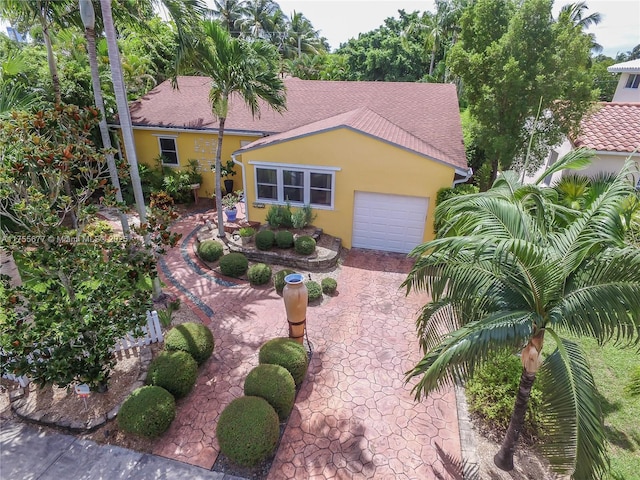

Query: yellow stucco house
[[126, 76, 469, 253]]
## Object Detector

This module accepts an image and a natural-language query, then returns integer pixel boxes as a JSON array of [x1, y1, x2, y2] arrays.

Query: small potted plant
[[186, 159, 203, 189], [221, 190, 243, 222], [221, 160, 237, 195], [238, 226, 255, 245]]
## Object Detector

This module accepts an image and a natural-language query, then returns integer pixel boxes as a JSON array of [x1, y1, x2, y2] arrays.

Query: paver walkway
[[152, 213, 462, 479]]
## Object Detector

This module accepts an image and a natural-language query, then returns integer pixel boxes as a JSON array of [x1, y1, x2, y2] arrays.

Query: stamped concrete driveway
[[154, 215, 462, 479]]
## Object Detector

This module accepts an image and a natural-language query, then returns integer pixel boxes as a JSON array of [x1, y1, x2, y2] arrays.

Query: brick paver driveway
[[153, 215, 462, 479]]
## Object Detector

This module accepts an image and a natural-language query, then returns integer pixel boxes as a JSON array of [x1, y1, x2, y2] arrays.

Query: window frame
[[251, 162, 339, 209], [156, 135, 179, 166], [625, 74, 640, 89]]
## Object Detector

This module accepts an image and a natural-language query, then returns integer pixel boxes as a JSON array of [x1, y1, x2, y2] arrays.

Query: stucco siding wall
[[239, 128, 456, 248], [132, 129, 257, 198], [612, 73, 640, 102], [565, 152, 640, 185]]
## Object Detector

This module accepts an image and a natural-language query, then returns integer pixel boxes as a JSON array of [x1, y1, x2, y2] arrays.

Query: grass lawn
[[568, 335, 640, 480]]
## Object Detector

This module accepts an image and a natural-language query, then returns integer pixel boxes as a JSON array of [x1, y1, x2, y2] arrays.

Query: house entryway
[[352, 191, 429, 253]]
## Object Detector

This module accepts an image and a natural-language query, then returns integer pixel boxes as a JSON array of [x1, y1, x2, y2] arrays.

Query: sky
[[276, 0, 640, 57]]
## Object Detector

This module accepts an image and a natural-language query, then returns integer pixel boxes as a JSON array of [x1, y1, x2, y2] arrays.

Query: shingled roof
[[574, 102, 640, 153], [129, 76, 467, 170]]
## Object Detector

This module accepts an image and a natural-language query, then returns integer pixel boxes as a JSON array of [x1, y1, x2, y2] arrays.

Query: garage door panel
[[352, 192, 429, 254]]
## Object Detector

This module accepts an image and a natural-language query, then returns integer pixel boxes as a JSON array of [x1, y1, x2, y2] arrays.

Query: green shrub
[[216, 396, 280, 468], [294, 236, 316, 255], [84, 220, 114, 238], [274, 269, 296, 294], [255, 230, 275, 251], [625, 365, 640, 396], [321, 277, 337, 294], [198, 240, 224, 262], [275, 230, 294, 249], [247, 263, 272, 285], [238, 226, 255, 237], [118, 386, 176, 438], [265, 204, 293, 228], [146, 351, 198, 398], [219, 252, 248, 278], [291, 205, 316, 229], [165, 322, 214, 365], [259, 337, 308, 387], [466, 351, 542, 437], [244, 364, 296, 420], [436, 184, 479, 206], [306, 280, 322, 302]]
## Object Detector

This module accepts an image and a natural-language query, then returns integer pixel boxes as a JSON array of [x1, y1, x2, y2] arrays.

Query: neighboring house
[[529, 59, 640, 188], [126, 76, 469, 253]]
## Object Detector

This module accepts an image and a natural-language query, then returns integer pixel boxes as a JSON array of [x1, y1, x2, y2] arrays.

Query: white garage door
[[352, 192, 429, 253]]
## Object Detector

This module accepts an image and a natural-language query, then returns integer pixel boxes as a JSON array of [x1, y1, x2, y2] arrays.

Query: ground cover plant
[[403, 152, 640, 479]]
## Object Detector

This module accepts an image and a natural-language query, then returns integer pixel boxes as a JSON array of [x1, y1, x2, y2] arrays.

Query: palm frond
[[406, 312, 533, 400], [537, 330, 608, 480], [535, 147, 595, 185], [551, 247, 640, 345]]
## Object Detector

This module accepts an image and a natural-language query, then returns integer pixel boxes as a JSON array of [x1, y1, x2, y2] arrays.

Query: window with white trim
[[625, 74, 640, 89], [255, 166, 335, 208], [158, 137, 179, 165]]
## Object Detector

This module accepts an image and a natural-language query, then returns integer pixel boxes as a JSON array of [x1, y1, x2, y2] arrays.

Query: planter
[[225, 208, 237, 222], [224, 179, 234, 196], [283, 273, 308, 344], [240, 234, 254, 245]]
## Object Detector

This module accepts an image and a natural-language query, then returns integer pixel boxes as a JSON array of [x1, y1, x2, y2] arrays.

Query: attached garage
[[352, 191, 429, 254]]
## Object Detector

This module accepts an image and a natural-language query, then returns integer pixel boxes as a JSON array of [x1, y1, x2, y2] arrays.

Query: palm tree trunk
[[429, 45, 436, 76], [85, 25, 129, 237], [493, 368, 537, 471], [100, 0, 161, 299], [39, 11, 61, 105], [494, 334, 544, 471], [215, 117, 226, 238], [490, 157, 499, 185]]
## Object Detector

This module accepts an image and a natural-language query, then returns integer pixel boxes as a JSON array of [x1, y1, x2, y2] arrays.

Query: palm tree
[[402, 154, 640, 479], [243, 0, 279, 39], [281, 11, 322, 59], [179, 20, 286, 238], [211, 0, 247, 37], [559, 1, 603, 53], [79, 0, 128, 236], [0, 52, 43, 115]]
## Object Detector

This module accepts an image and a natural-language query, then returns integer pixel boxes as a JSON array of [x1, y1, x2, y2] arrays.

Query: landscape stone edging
[[9, 345, 153, 433], [454, 383, 480, 479]]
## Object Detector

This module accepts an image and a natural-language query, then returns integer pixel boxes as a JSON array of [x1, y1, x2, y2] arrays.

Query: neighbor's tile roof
[[574, 102, 640, 153], [129, 76, 467, 170]]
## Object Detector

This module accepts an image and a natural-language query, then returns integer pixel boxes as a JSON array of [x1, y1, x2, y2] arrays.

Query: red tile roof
[[129, 76, 467, 170], [574, 102, 640, 153]]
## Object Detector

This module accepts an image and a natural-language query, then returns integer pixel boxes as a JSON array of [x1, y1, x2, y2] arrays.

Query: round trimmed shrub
[[244, 364, 296, 420], [219, 252, 248, 278], [294, 235, 316, 255], [321, 277, 337, 294], [165, 322, 214, 365], [146, 350, 198, 398], [255, 230, 275, 251], [274, 269, 296, 294], [275, 230, 294, 249], [259, 337, 308, 387], [216, 396, 279, 468], [306, 280, 322, 302], [118, 386, 175, 438], [198, 240, 224, 262], [247, 263, 272, 285]]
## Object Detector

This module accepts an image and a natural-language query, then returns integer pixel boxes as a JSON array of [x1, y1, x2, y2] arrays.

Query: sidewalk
[[0, 421, 241, 480]]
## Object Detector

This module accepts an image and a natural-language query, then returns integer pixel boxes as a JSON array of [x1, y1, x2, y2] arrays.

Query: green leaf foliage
[[259, 337, 308, 387], [219, 252, 248, 278], [118, 386, 176, 438], [244, 364, 296, 420], [165, 322, 214, 365], [198, 240, 224, 262], [216, 396, 280, 468], [146, 350, 198, 399], [247, 263, 272, 286]]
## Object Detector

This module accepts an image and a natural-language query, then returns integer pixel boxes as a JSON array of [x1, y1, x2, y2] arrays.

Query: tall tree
[[79, 0, 128, 235], [211, 0, 247, 36], [449, 0, 596, 182], [403, 153, 640, 479], [178, 20, 286, 238]]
